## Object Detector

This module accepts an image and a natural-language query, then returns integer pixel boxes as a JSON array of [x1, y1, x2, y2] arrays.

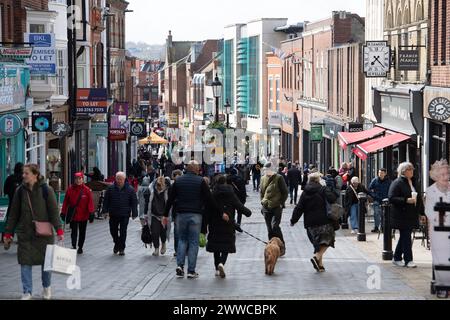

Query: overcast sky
[[126, 0, 366, 44]]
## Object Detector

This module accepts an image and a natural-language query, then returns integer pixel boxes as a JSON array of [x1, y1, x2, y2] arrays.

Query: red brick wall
[[430, 0, 450, 87]]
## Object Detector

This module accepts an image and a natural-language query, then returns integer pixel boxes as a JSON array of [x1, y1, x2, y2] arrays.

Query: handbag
[[26, 192, 53, 237], [141, 224, 152, 248], [66, 189, 84, 224], [321, 188, 341, 231], [44, 244, 77, 275]]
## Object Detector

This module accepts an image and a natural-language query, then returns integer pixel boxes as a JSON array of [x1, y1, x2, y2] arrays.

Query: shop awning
[[138, 132, 169, 145], [353, 132, 410, 161], [338, 127, 385, 149]]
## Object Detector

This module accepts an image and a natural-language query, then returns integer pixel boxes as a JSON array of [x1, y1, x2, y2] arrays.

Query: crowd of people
[[0, 153, 444, 299]]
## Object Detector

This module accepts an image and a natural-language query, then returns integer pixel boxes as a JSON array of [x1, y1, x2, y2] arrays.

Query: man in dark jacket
[[227, 168, 247, 225], [368, 168, 391, 233], [102, 171, 138, 256], [287, 163, 302, 205], [163, 161, 220, 279], [2, 162, 23, 241]]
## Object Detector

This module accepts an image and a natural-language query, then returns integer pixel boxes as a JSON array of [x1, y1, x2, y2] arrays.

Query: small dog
[[264, 237, 284, 275]]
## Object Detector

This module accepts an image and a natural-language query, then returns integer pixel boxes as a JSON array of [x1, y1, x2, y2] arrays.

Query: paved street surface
[[0, 186, 436, 300]]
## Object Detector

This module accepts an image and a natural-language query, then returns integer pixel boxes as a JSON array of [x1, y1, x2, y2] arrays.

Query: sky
[[125, 0, 366, 44]]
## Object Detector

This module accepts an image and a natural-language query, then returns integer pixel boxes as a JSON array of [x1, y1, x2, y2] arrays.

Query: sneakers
[[176, 267, 185, 278], [218, 263, 226, 278], [152, 248, 160, 256], [187, 272, 199, 279], [160, 243, 167, 255], [21, 293, 32, 300], [42, 287, 51, 300], [392, 260, 405, 267], [405, 262, 417, 268], [351, 229, 358, 235], [215, 270, 220, 277], [77, 248, 83, 255]]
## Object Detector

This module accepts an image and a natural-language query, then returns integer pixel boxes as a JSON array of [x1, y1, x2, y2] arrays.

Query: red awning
[[353, 132, 410, 160], [338, 127, 385, 149]]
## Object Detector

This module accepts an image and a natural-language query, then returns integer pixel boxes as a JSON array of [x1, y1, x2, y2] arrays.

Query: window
[[57, 50, 67, 96], [30, 24, 45, 33], [276, 78, 280, 111], [442, 0, 447, 65], [269, 77, 273, 109], [433, 0, 439, 65]]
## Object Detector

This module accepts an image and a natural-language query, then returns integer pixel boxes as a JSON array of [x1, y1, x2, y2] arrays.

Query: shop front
[[0, 63, 30, 195], [423, 87, 450, 188]]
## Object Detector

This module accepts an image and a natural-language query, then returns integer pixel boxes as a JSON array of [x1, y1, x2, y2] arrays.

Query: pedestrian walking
[[227, 168, 247, 226], [207, 175, 252, 278], [291, 172, 338, 272], [3, 164, 64, 300], [389, 162, 425, 268], [368, 168, 391, 233], [2, 162, 23, 243], [345, 176, 368, 234], [170, 170, 183, 256], [144, 177, 170, 256], [339, 163, 349, 190], [251, 162, 262, 191], [162, 161, 219, 279], [102, 172, 138, 256], [138, 175, 152, 226], [301, 167, 309, 191], [260, 162, 288, 254], [86, 167, 104, 182], [287, 162, 302, 205], [61, 172, 95, 254]]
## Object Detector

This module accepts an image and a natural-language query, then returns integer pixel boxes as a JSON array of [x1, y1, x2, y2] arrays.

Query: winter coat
[[287, 167, 302, 187], [206, 184, 251, 253], [61, 184, 95, 222], [5, 179, 62, 266], [251, 164, 261, 176], [144, 180, 169, 218], [345, 184, 369, 209], [388, 176, 424, 230], [4, 173, 22, 204], [260, 174, 289, 209], [368, 177, 391, 203], [137, 177, 151, 219], [291, 182, 338, 228], [102, 182, 138, 218], [229, 174, 247, 204]]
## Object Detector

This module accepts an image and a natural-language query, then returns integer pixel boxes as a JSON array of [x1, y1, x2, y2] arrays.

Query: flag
[[270, 46, 287, 60]]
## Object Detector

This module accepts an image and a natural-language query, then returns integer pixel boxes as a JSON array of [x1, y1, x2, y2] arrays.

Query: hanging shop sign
[[130, 120, 147, 137], [151, 105, 159, 119], [108, 128, 127, 141], [0, 114, 22, 137], [168, 113, 178, 126], [310, 125, 323, 142], [76, 88, 108, 114], [268, 111, 282, 127], [348, 123, 364, 133], [398, 50, 420, 71], [32, 112, 52, 132], [428, 97, 450, 122], [24, 33, 56, 75], [90, 122, 108, 136], [0, 47, 33, 60], [380, 94, 416, 134], [114, 102, 129, 116], [52, 122, 71, 137], [218, 114, 225, 122], [363, 41, 390, 78]]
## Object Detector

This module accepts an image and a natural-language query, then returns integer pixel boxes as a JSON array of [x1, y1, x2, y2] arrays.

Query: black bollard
[[357, 193, 367, 241], [341, 190, 349, 229], [381, 198, 393, 261]]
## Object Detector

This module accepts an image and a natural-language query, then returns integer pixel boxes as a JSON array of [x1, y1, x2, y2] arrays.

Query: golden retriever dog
[[264, 237, 284, 275]]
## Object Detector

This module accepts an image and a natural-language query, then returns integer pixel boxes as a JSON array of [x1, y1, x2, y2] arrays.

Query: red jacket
[[61, 184, 95, 222]]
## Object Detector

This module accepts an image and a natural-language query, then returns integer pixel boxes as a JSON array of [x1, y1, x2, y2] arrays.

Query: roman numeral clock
[[363, 41, 391, 78]]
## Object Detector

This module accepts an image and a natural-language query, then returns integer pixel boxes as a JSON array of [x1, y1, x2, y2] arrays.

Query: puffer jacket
[[102, 181, 138, 218], [260, 173, 288, 209]]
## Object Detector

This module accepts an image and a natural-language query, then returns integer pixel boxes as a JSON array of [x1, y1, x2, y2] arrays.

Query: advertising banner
[[24, 33, 56, 75]]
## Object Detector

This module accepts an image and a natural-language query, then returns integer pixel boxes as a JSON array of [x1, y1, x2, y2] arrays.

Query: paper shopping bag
[[44, 245, 77, 275]]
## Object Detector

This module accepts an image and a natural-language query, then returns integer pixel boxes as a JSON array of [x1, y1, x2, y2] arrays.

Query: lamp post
[[224, 99, 231, 129], [211, 74, 222, 123]]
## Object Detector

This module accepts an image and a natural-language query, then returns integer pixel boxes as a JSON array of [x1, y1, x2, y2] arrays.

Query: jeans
[[151, 216, 167, 249], [70, 221, 88, 249], [21, 265, 51, 294], [109, 216, 130, 252], [213, 252, 229, 269], [289, 184, 299, 204], [253, 174, 261, 191], [394, 228, 413, 263], [176, 213, 202, 273], [262, 206, 285, 244], [349, 204, 359, 230], [373, 202, 382, 229]]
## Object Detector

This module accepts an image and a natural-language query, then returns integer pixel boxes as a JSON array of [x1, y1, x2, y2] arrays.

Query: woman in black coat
[[206, 175, 252, 278], [388, 162, 425, 268]]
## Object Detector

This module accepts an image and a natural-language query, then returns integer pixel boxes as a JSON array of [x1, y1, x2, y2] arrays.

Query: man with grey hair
[[103, 171, 138, 256]]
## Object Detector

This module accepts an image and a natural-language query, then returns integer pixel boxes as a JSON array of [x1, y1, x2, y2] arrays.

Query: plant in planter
[[207, 121, 226, 133]]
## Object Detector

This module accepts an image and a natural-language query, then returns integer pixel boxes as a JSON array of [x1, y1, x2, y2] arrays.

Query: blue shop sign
[[0, 114, 23, 137]]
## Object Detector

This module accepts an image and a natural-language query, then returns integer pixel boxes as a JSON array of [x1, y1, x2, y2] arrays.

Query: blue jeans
[[373, 202, 382, 229], [349, 204, 359, 230], [21, 265, 51, 294], [176, 213, 202, 273]]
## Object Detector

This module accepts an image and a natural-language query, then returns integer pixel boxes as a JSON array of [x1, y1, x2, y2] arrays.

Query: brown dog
[[264, 237, 284, 275]]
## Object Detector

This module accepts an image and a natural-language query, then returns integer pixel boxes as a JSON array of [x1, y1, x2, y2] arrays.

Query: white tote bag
[[44, 244, 77, 275]]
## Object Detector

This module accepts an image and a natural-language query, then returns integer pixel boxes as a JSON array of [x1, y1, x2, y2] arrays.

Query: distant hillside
[[126, 42, 165, 60]]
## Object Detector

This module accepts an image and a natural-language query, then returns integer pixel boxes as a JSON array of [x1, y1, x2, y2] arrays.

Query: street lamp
[[224, 99, 231, 128], [211, 74, 222, 122]]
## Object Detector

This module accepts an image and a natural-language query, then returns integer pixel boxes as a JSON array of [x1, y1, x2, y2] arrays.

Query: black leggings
[[70, 221, 88, 249], [213, 252, 229, 269]]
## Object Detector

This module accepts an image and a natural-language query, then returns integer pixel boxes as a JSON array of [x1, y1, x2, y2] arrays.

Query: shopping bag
[[44, 244, 77, 275]]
